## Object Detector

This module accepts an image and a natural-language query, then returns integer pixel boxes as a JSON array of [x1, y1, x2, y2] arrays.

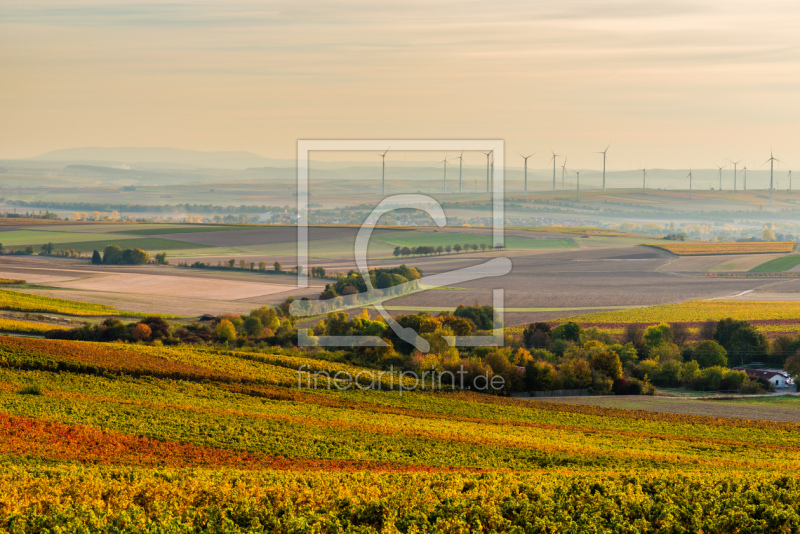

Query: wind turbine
[[642, 168, 647, 194], [763, 151, 781, 206], [716, 164, 726, 191], [440, 154, 448, 193], [561, 157, 568, 190], [728, 160, 741, 192], [688, 168, 693, 199], [573, 170, 582, 201], [490, 154, 494, 193], [549, 149, 560, 191], [789, 170, 793, 193], [742, 166, 748, 191], [520, 153, 535, 193], [455, 151, 464, 194], [483, 151, 492, 193], [378, 148, 389, 195], [596, 143, 610, 192]]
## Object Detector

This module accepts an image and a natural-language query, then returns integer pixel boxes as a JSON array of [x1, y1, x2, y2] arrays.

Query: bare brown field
[[377, 247, 780, 325], [48, 273, 300, 300], [11, 287, 276, 317]]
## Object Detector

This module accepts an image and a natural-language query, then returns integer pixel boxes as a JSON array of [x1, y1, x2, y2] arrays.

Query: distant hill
[[30, 147, 293, 170]]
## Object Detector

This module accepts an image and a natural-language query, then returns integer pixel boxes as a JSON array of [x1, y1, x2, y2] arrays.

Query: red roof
[[737, 369, 784, 380]]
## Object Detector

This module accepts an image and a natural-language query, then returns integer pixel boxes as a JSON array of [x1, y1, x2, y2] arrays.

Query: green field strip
[[114, 226, 249, 236], [45, 238, 213, 253], [749, 254, 800, 272], [0, 229, 141, 247]]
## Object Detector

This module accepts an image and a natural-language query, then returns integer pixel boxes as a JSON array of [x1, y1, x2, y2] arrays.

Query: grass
[[0, 230, 127, 247], [47, 237, 212, 253], [749, 254, 800, 272], [115, 226, 248, 236]]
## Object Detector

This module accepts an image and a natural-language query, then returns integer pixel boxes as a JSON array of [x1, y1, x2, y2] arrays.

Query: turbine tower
[[379, 148, 389, 195], [520, 153, 535, 193], [789, 170, 793, 193], [596, 143, 610, 192], [642, 168, 647, 194], [716, 164, 725, 191], [483, 151, 492, 193], [440, 154, 448, 193], [561, 157, 567, 190], [742, 166, 748, 191], [455, 151, 464, 194], [574, 170, 582, 202], [764, 152, 781, 206], [728, 160, 741, 192], [549, 149, 560, 191], [688, 168, 693, 199]]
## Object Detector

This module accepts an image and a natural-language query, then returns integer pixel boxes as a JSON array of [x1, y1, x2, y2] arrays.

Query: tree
[[243, 316, 263, 337], [154, 252, 168, 265], [714, 318, 768, 366], [91, 250, 102, 265], [523, 322, 552, 349], [393, 246, 401, 257], [41, 243, 54, 255], [590, 350, 623, 381], [215, 319, 236, 342], [131, 323, 152, 342], [525, 360, 557, 391], [122, 248, 150, 265], [644, 323, 673, 348], [140, 316, 170, 338], [552, 321, 582, 343], [102, 245, 124, 265], [274, 261, 282, 272], [445, 245, 452, 254], [480, 243, 487, 252], [762, 228, 777, 242], [453, 244, 462, 253], [259, 261, 267, 271], [228, 259, 236, 268], [785, 354, 800, 382], [693, 340, 728, 368]]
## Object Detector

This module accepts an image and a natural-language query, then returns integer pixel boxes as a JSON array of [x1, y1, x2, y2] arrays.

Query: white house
[[741, 369, 787, 389]]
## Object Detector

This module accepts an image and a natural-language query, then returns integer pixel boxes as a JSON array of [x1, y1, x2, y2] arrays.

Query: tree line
[[393, 243, 502, 257]]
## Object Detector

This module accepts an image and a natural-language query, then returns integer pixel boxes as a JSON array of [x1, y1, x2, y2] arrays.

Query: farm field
[[545, 395, 800, 423], [2, 336, 800, 530], [558, 299, 800, 337], [6, 221, 800, 325], [648, 241, 796, 255], [750, 254, 800, 272]]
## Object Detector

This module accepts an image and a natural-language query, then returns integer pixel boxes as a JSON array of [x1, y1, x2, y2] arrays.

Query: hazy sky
[[2, 0, 800, 170]]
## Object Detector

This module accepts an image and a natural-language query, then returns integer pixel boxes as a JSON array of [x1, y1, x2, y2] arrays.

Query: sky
[[2, 0, 800, 171]]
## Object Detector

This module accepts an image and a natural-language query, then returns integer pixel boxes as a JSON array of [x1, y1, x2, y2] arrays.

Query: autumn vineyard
[[0, 325, 799, 532]]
